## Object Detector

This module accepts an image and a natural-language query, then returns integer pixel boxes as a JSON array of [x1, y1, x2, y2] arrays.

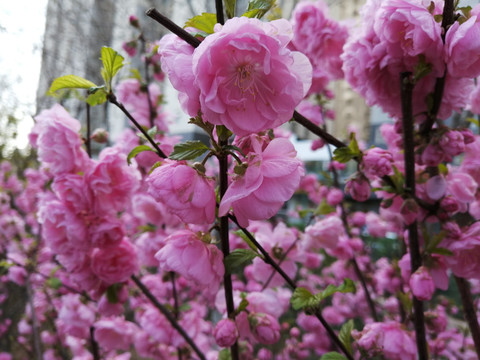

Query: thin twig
[[86, 103, 92, 157], [455, 276, 480, 358], [400, 72, 428, 360], [131, 275, 206, 360], [108, 93, 167, 159], [90, 326, 100, 360]]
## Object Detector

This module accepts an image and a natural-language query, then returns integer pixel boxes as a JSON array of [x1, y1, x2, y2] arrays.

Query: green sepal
[[224, 248, 259, 274], [218, 349, 231, 360], [48, 75, 97, 96], [127, 145, 155, 165], [315, 199, 336, 216], [217, 125, 233, 142], [185, 13, 217, 34], [169, 140, 210, 161], [413, 55, 433, 83]]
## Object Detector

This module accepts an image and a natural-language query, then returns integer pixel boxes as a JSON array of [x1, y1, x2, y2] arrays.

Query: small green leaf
[[130, 68, 142, 81], [218, 349, 231, 360], [46, 277, 62, 290], [100, 47, 125, 91], [398, 291, 413, 314], [86, 87, 107, 106], [185, 13, 217, 34], [315, 278, 356, 303], [243, 0, 276, 18], [127, 145, 155, 165], [348, 132, 361, 155], [48, 75, 97, 95], [339, 319, 354, 356], [413, 55, 433, 83], [290, 287, 315, 311], [169, 140, 210, 161], [233, 230, 259, 253], [147, 126, 158, 138], [466, 117, 480, 126], [315, 199, 336, 215], [320, 352, 348, 360], [149, 161, 163, 174], [225, 0, 236, 18], [236, 298, 249, 314], [224, 249, 259, 274], [333, 147, 355, 163]]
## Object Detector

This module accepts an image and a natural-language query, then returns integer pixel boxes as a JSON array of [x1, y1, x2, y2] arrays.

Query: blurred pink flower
[[213, 318, 238, 348], [409, 266, 435, 301]]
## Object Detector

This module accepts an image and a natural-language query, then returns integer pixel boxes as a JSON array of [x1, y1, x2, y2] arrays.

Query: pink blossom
[[425, 175, 447, 201], [91, 239, 139, 285], [250, 313, 281, 345], [116, 78, 169, 132], [409, 266, 435, 301], [89, 216, 125, 249], [213, 319, 238, 348], [446, 171, 477, 212], [305, 216, 344, 249], [193, 17, 311, 136], [444, 223, 480, 279], [157, 33, 200, 117], [400, 198, 419, 225], [33, 104, 90, 175], [445, 14, 480, 78], [362, 147, 393, 178], [51, 174, 92, 213], [438, 130, 465, 159], [345, 173, 371, 202], [94, 317, 137, 351], [290, 0, 348, 94], [122, 40, 137, 57], [219, 137, 304, 227], [154, 230, 224, 297], [58, 294, 96, 339], [352, 321, 416, 360], [146, 160, 216, 224], [87, 147, 139, 216]]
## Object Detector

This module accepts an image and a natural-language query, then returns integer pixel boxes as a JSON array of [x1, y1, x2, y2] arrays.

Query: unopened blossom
[[250, 313, 281, 345], [154, 230, 224, 297], [193, 17, 312, 136], [345, 173, 371, 202], [219, 137, 304, 227], [91, 239, 139, 285], [146, 160, 216, 224], [213, 319, 238, 347], [409, 266, 435, 301]]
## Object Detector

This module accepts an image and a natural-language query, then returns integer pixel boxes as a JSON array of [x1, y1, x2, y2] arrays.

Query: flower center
[[234, 63, 259, 96]]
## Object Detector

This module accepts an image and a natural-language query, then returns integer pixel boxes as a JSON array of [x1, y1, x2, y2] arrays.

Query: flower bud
[[90, 128, 109, 144]]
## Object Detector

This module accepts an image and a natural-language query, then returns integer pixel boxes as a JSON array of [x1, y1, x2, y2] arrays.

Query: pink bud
[[251, 313, 281, 345], [213, 319, 238, 348], [345, 174, 371, 202], [409, 266, 435, 301], [400, 198, 419, 225], [90, 128, 109, 144], [129, 15, 139, 28]]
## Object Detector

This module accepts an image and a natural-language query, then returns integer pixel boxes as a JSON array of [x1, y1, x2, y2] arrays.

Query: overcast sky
[[0, 0, 47, 149]]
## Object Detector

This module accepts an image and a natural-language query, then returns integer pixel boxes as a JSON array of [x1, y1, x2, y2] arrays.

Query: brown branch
[[455, 276, 480, 358]]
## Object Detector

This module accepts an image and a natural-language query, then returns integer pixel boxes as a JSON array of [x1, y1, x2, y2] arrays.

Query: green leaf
[[233, 230, 259, 253], [466, 117, 480, 127], [100, 47, 125, 91], [147, 126, 158, 138], [224, 249, 259, 274], [290, 287, 315, 310], [48, 75, 97, 95], [320, 352, 348, 360], [333, 147, 355, 163], [243, 0, 276, 18], [339, 319, 354, 356], [398, 291, 413, 314], [130, 68, 142, 81], [315, 278, 356, 303], [225, 0, 236, 18], [218, 349, 231, 360], [348, 132, 361, 155], [127, 145, 155, 165], [169, 140, 210, 161], [86, 87, 107, 106], [315, 199, 336, 215], [236, 297, 250, 314], [46, 277, 62, 290], [185, 13, 217, 34], [149, 161, 163, 174]]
